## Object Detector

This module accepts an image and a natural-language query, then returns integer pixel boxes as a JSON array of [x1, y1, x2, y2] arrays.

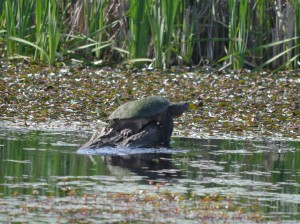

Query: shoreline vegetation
[[1, 0, 300, 70]]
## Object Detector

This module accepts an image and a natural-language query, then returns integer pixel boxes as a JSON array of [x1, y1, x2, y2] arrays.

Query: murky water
[[0, 129, 299, 223]]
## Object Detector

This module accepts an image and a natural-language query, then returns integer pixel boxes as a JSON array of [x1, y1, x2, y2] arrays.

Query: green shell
[[108, 96, 170, 120]]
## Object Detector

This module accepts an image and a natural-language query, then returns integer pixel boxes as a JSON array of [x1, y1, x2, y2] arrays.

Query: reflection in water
[[104, 153, 181, 180], [0, 129, 299, 222]]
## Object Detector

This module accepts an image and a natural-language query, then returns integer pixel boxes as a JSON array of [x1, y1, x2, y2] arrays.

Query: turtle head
[[168, 102, 189, 118]]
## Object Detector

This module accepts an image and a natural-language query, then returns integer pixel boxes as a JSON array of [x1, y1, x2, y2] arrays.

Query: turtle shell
[[108, 96, 170, 120]]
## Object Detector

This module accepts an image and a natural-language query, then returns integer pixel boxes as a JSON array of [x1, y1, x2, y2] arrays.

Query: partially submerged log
[[80, 122, 164, 149]]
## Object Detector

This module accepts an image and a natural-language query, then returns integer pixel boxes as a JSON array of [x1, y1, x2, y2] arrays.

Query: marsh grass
[[128, 0, 149, 60], [4, 0, 35, 57], [228, 0, 250, 69], [0, 0, 300, 70]]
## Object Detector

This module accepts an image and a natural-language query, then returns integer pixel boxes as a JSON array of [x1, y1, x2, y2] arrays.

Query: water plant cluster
[[0, 186, 262, 223], [1, 0, 300, 69], [1, 61, 299, 140]]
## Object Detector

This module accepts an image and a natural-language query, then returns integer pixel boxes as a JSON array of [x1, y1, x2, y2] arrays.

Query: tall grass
[[4, 0, 35, 56], [1, 0, 300, 70], [1, 0, 59, 64], [162, 0, 180, 68], [4, 0, 17, 56], [146, 0, 164, 68], [227, 0, 250, 69], [289, 0, 300, 68], [179, 4, 195, 65], [128, 0, 150, 63], [89, 0, 105, 58], [252, 1, 270, 66], [34, 0, 61, 64], [47, 0, 60, 64]]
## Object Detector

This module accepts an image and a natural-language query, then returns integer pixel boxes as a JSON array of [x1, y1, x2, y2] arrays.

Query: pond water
[[0, 129, 299, 223]]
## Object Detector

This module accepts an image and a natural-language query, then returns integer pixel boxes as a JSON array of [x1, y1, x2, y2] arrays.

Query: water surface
[[0, 129, 299, 223]]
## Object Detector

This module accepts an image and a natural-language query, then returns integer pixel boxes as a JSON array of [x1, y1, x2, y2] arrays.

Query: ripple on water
[[0, 130, 299, 223]]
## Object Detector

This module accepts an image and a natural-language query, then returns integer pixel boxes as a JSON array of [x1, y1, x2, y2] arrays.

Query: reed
[[146, 0, 164, 68], [179, 5, 195, 65], [162, 0, 180, 68], [3, 0, 15, 57], [1, 0, 60, 64], [227, 0, 250, 69], [73, 0, 107, 59], [254, 1, 271, 66], [291, 0, 300, 68], [89, 0, 105, 58], [128, 0, 150, 64], [1, 0, 300, 70], [47, 0, 60, 64], [33, 0, 60, 64]]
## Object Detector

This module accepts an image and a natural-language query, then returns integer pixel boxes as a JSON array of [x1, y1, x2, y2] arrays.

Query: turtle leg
[[120, 128, 133, 137], [121, 120, 144, 137], [160, 112, 173, 147]]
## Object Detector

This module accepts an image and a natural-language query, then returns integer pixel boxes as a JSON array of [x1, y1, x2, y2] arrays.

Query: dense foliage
[[1, 0, 300, 70]]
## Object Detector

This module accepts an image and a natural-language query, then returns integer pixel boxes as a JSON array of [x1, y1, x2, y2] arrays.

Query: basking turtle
[[108, 96, 189, 147]]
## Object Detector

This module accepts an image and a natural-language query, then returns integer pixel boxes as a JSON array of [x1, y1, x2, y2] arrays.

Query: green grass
[[146, 0, 164, 68], [128, 0, 149, 61], [0, 0, 300, 70]]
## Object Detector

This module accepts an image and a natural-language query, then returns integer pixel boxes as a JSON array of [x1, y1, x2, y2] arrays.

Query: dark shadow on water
[[103, 153, 182, 180], [77, 145, 188, 180]]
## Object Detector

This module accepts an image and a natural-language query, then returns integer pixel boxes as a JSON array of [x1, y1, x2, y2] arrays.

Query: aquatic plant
[[1, 62, 299, 140], [0, 0, 300, 69], [0, 187, 263, 223]]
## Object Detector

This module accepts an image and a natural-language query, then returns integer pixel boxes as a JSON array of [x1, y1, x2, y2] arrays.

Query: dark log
[[80, 122, 164, 149]]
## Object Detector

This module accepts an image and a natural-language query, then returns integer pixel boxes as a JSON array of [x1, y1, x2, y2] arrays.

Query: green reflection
[[0, 130, 299, 222], [0, 130, 108, 196]]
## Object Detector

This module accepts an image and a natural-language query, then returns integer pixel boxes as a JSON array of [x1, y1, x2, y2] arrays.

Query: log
[[80, 122, 164, 149]]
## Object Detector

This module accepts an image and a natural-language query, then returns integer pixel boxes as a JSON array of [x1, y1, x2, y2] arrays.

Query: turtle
[[108, 95, 189, 147]]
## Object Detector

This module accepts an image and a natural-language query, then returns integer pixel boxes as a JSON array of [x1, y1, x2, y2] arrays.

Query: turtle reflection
[[103, 153, 181, 180]]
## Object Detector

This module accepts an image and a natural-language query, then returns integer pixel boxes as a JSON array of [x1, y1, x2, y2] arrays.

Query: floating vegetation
[[0, 188, 262, 223], [1, 63, 299, 141]]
